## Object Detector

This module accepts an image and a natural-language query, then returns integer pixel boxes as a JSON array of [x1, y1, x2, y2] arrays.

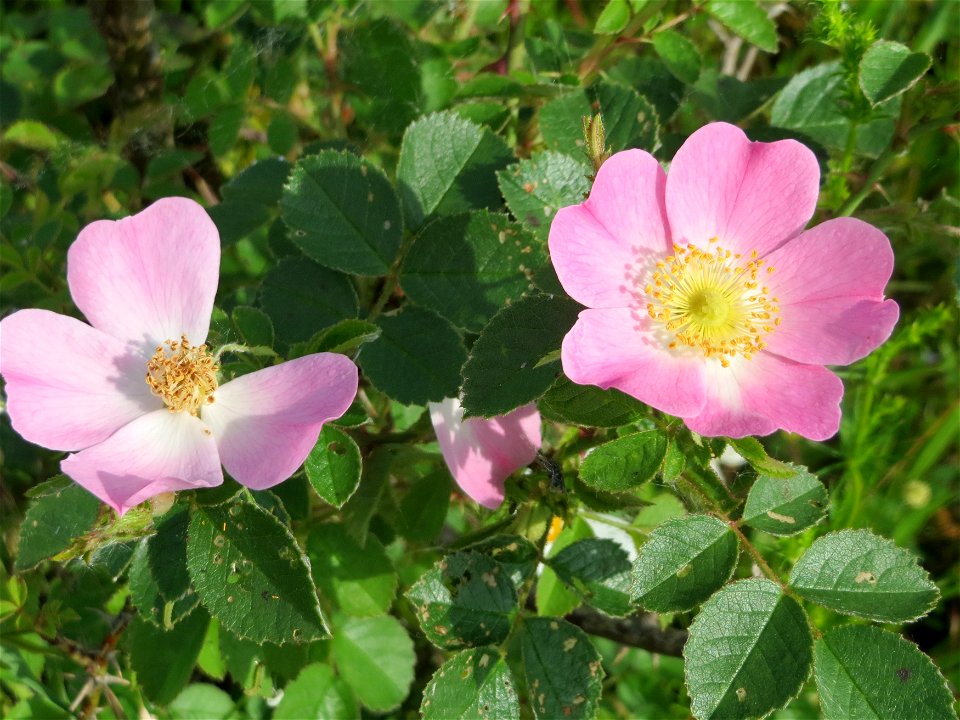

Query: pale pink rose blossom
[[549, 122, 898, 440], [0, 197, 359, 515], [429, 398, 542, 508]]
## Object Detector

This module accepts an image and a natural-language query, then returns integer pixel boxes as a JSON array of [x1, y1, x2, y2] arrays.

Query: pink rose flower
[[429, 398, 542, 508], [549, 122, 898, 440], [0, 198, 359, 515]]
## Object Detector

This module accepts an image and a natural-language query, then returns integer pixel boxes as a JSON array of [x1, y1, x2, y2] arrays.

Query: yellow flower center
[[146, 335, 219, 415], [644, 239, 780, 367]]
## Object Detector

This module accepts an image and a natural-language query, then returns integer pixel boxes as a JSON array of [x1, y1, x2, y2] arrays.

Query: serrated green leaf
[[464, 535, 539, 593], [742, 468, 828, 536], [788, 529, 939, 623], [497, 152, 591, 241], [341, 447, 392, 544], [332, 614, 415, 712], [128, 608, 209, 705], [684, 579, 812, 720], [692, 70, 787, 123], [396, 470, 451, 543], [397, 111, 514, 230], [288, 319, 381, 359], [407, 551, 519, 649], [401, 211, 544, 332], [422, 647, 520, 720], [814, 625, 957, 720], [539, 90, 591, 157], [280, 151, 403, 276], [594, 82, 660, 153], [652, 30, 701, 84], [579, 430, 667, 492], [547, 538, 632, 616], [231, 306, 274, 349], [705, 0, 778, 53], [186, 500, 327, 644], [16, 480, 101, 571], [461, 293, 581, 418], [306, 523, 397, 617], [537, 518, 593, 617], [594, 0, 630, 35], [727, 437, 796, 477], [274, 663, 359, 720], [358, 305, 466, 405], [631, 514, 738, 612], [520, 617, 604, 720], [259, 257, 358, 346], [304, 426, 362, 508], [538, 375, 647, 428], [859, 41, 931, 107]]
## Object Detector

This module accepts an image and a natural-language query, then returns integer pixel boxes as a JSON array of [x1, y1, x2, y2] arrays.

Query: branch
[[565, 606, 687, 657]]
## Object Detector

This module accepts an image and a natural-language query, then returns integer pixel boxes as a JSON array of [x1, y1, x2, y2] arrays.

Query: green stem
[[367, 232, 417, 321]]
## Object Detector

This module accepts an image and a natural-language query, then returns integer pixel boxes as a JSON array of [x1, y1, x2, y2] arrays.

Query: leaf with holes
[[631, 514, 738, 613], [332, 614, 415, 712], [421, 647, 520, 720], [684, 579, 812, 720], [464, 535, 539, 593], [742, 467, 828, 536], [788, 529, 939, 623], [304, 426, 362, 508], [579, 430, 667, 492], [546, 538, 633, 617], [498, 152, 591, 241]]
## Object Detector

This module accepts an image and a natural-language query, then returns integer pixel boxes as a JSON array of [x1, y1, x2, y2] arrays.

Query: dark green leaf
[[859, 41, 931, 107], [231, 306, 274, 349], [538, 376, 647, 428], [631, 514, 738, 612], [305, 426, 363, 508], [497, 152, 592, 241], [539, 90, 591, 158], [814, 625, 957, 720], [692, 70, 787, 123], [652, 30, 701, 84], [421, 647, 520, 720], [684, 579, 812, 720], [742, 467, 828, 536], [536, 518, 594, 617], [397, 111, 514, 230], [547, 538, 632, 616], [332, 614, 415, 712], [464, 535, 539, 592], [788, 529, 939, 623], [53, 63, 112, 107], [128, 608, 209, 705], [396, 469, 451, 543], [594, 82, 660, 153], [520, 617, 604, 720], [16, 479, 101, 571], [281, 151, 403, 276], [186, 500, 327, 644], [705, 0, 778, 53], [274, 663, 359, 720], [579, 430, 667, 492], [461, 293, 581, 418], [358, 306, 466, 405]]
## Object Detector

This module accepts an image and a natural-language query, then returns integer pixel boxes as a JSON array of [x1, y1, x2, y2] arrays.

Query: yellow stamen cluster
[[644, 239, 780, 367], [146, 335, 219, 415]]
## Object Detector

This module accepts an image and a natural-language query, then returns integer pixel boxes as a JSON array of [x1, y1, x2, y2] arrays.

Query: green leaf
[[814, 625, 957, 720], [538, 90, 591, 158], [304, 426, 363, 508], [401, 211, 544, 332], [727, 437, 796, 477], [407, 551, 519, 649], [128, 608, 210, 706], [594, 0, 631, 35], [280, 151, 403, 276], [579, 430, 667, 492], [186, 499, 327, 644], [231, 306, 274, 349], [169, 684, 242, 720], [537, 518, 594, 616], [3, 120, 66, 151], [538, 376, 647, 428], [705, 0, 778, 53], [341, 447, 392, 544], [53, 63, 112, 107], [547, 538, 632, 617], [16, 479, 101, 571], [742, 467, 828, 536], [520, 617, 604, 720], [631, 514, 738, 613], [396, 470, 451, 543], [497, 152, 592, 241], [357, 305, 466, 404], [692, 70, 787, 123], [274, 663, 359, 720], [397, 111, 514, 230], [652, 30, 702, 84], [332, 614, 415, 712], [307, 318, 381, 355], [259, 257, 358, 346], [464, 534, 539, 592], [461, 293, 581, 418], [859, 41, 931, 107], [684, 579, 812, 720], [306, 523, 397, 617], [421, 647, 520, 720], [788, 529, 939, 623]]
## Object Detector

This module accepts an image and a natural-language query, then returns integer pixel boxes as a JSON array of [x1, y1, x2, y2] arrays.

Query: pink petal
[[665, 123, 820, 257], [683, 353, 843, 441], [60, 409, 223, 516], [561, 307, 707, 418], [549, 149, 670, 308], [201, 354, 359, 490], [429, 398, 541, 509], [67, 197, 220, 350], [763, 218, 899, 365], [0, 309, 159, 451]]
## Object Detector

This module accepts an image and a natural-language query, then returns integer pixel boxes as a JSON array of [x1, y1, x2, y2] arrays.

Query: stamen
[[146, 335, 219, 415]]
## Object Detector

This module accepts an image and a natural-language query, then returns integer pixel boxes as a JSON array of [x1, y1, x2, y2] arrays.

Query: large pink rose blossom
[[0, 198, 359, 515], [549, 122, 898, 440], [429, 398, 542, 508]]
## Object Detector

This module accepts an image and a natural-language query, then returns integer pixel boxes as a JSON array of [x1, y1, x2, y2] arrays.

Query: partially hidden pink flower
[[429, 398, 542, 509], [549, 122, 898, 440], [0, 197, 359, 515]]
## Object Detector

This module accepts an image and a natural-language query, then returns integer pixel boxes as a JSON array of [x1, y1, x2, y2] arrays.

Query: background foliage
[[1, 0, 957, 718]]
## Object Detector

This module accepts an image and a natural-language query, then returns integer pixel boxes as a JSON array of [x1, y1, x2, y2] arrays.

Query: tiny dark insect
[[537, 452, 565, 493], [895, 667, 912, 683]]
